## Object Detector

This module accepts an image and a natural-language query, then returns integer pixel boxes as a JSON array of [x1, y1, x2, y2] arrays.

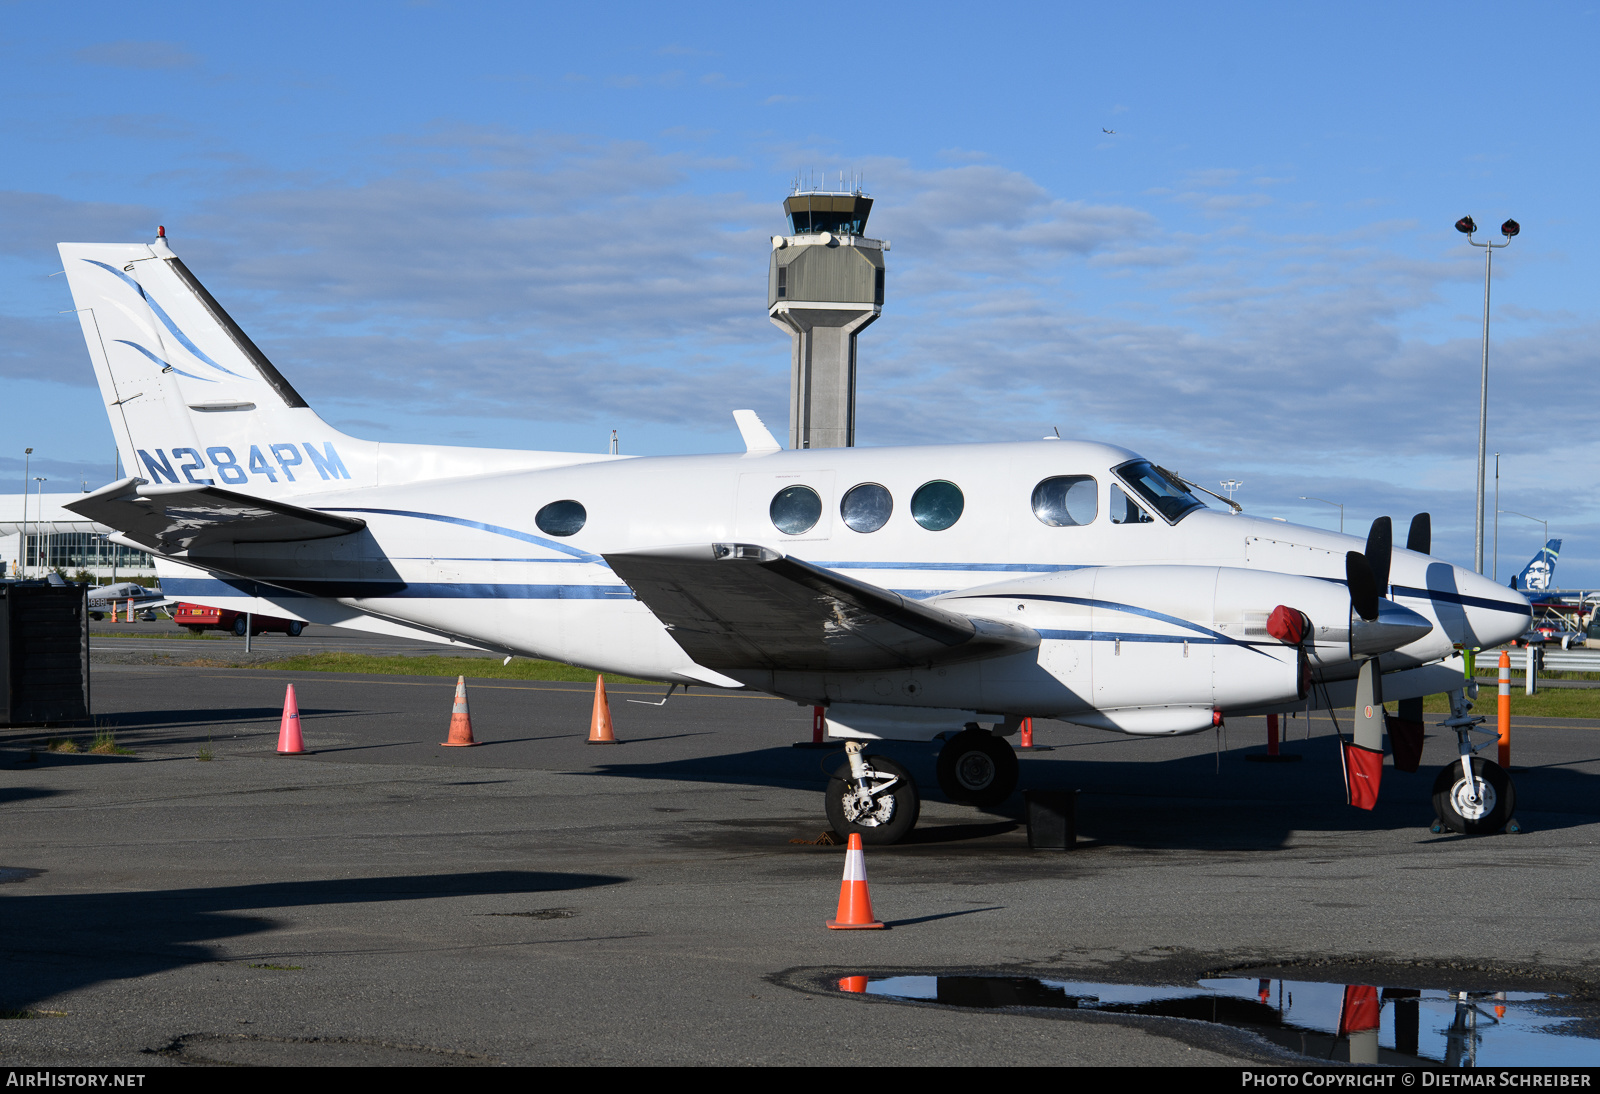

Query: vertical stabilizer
[[1511, 539, 1561, 592], [58, 235, 377, 496]]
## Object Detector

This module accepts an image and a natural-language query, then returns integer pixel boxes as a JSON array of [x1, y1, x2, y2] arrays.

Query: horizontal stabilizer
[[64, 477, 365, 554], [604, 543, 1038, 673]]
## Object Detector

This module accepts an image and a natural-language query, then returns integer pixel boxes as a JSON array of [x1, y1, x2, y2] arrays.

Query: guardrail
[[1481, 646, 1600, 673]]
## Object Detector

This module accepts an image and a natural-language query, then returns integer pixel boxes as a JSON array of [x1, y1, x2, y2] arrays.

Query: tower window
[[777, 266, 787, 298], [874, 267, 884, 305]]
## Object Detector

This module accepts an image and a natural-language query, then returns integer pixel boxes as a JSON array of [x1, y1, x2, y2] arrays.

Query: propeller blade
[[1347, 551, 1380, 622], [1406, 513, 1431, 555], [1365, 516, 1392, 593]]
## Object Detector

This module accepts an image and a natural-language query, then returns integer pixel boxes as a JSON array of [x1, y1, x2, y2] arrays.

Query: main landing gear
[[824, 726, 1023, 845], [936, 724, 1019, 807], [1432, 689, 1517, 835]]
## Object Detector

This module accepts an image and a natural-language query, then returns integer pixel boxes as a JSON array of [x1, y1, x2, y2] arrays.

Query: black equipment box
[[1024, 789, 1077, 851], [0, 581, 91, 726]]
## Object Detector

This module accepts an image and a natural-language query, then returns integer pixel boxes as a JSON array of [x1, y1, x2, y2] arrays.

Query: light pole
[[21, 448, 31, 578], [1493, 453, 1500, 581], [1457, 215, 1520, 574], [1499, 509, 1548, 564], [1299, 495, 1344, 534], [32, 477, 46, 578]]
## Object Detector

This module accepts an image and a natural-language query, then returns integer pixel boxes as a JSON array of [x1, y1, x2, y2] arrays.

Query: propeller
[[1406, 512, 1431, 555], [1364, 516, 1392, 593], [1348, 519, 1434, 656], [1346, 551, 1380, 622]]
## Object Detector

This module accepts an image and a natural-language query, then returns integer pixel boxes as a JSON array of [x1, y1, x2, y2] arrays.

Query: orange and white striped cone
[[441, 675, 476, 746], [826, 833, 885, 929], [587, 674, 617, 745], [276, 684, 305, 755]]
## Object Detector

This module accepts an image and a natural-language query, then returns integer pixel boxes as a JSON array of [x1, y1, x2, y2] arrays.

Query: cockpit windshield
[[1113, 460, 1207, 524]]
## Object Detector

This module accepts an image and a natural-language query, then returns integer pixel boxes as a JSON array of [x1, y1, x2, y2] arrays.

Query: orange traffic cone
[[276, 684, 304, 755], [441, 676, 476, 746], [826, 833, 885, 929], [587, 674, 617, 745]]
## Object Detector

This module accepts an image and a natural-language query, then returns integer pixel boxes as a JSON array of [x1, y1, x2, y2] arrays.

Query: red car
[[175, 602, 305, 637]]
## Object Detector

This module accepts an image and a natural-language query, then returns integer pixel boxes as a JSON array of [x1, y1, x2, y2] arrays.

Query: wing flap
[[64, 477, 365, 554], [604, 543, 1038, 673]]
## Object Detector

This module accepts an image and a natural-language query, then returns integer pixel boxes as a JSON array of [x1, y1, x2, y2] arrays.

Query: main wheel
[[232, 617, 248, 636], [936, 728, 1019, 807], [287, 621, 304, 637], [1432, 757, 1515, 835], [826, 754, 920, 845]]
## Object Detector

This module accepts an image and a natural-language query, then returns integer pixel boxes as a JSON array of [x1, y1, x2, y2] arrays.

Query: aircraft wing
[[63, 477, 365, 554], [604, 543, 1039, 673]]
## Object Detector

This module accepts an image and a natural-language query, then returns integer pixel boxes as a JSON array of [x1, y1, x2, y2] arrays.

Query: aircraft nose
[[1455, 566, 1532, 649]]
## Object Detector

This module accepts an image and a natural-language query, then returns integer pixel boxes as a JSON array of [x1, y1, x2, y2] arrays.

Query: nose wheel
[[1432, 756, 1515, 835], [936, 727, 1020, 807]]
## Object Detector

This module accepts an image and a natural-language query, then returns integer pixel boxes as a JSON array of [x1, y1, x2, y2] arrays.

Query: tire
[[826, 754, 920, 845], [232, 617, 248, 637], [1432, 757, 1515, 835], [90, 612, 104, 621], [936, 728, 1020, 807], [287, 622, 304, 637]]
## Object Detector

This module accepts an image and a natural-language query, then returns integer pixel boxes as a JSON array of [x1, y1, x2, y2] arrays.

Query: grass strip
[[258, 651, 659, 684], [1405, 690, 1600, 719]]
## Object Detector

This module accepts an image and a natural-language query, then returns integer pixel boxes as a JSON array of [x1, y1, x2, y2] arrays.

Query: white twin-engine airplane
[[58, 232, 1531, 842]]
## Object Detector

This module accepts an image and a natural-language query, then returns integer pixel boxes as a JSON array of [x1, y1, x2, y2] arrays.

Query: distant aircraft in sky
[[1102, 127, 1116, 134]]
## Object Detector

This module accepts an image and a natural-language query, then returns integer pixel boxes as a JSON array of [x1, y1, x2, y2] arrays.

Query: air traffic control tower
[[768, 185, 886, 449]]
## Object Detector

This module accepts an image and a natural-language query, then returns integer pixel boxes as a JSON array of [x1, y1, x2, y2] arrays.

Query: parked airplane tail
[[1509, 538, 1560, 592], [58, 232, 375, 497]]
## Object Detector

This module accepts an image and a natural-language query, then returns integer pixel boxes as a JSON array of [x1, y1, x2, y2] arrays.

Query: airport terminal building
[[0, 492, 155, 580]]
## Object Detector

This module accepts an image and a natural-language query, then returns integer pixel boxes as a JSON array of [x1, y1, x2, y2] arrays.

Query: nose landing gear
[[1433, 689, 1517, 835]]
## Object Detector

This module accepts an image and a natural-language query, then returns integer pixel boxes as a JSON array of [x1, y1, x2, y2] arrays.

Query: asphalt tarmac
[[3, 665, 1599, 1067]]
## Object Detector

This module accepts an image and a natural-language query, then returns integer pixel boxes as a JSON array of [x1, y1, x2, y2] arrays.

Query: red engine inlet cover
[[1266, 604, 1308, 645]]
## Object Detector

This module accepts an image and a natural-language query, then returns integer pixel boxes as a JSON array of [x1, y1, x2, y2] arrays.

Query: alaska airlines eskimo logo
[[140, 443, 349, 485], [1525, 558, 1552, 591], [85, 258, 250, 384]]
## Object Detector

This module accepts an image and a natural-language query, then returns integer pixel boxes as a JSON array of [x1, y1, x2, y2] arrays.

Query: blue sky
[[3, 1, 1597, 581]]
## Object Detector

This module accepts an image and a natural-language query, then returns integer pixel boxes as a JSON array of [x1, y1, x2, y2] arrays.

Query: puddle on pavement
[[838, 974, 1599, 1066]]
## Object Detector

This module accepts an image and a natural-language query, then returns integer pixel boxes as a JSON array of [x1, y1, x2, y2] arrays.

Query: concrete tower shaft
[[769, 190, 886, 450]]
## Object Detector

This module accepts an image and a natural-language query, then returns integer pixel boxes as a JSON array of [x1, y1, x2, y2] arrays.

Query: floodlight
[[1455, 216, 1477, 234], [1501, 219, 1520, 238]]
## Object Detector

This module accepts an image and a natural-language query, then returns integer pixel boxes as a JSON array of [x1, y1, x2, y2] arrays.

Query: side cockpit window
[[1031, 475, 1097, 527], [1109, 483, 1154, 525]]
